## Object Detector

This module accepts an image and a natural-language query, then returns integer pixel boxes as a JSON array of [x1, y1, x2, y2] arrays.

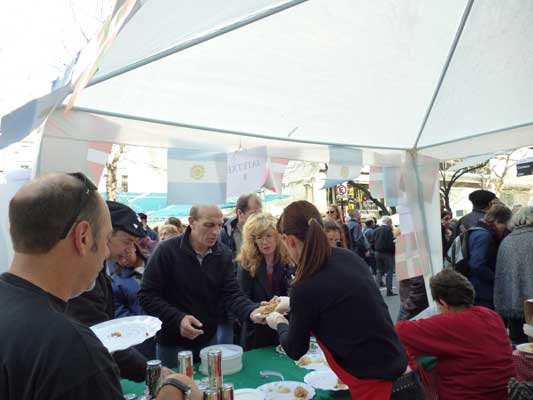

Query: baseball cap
[[106, 201, 146, 238]]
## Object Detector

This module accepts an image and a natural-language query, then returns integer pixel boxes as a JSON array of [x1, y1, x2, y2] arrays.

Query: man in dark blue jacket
[[374, 216, 397, 296], [467, 204, 511, 309], [220, 193, 262, 258], [139, 205, 265, 366]]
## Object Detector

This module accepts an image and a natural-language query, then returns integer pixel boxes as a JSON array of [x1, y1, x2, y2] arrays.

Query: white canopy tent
[[2, 0, 533, 278]]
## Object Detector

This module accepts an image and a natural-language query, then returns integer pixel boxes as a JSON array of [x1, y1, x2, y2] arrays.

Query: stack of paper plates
[[199, 344, 243, 375]]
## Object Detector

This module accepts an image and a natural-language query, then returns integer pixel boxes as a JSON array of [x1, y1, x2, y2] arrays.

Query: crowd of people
[[1, 172, 532, 400]]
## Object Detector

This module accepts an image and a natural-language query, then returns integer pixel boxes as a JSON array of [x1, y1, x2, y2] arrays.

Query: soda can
[[145, 359, 163, 399], [207, 349, 223, 389], [203, 388, 220, 400], [220, 383, 234, 400], [177, 350, 194, 378]]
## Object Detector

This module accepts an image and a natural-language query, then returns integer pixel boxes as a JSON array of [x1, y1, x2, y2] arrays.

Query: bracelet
[[159, 377, 191, 399]]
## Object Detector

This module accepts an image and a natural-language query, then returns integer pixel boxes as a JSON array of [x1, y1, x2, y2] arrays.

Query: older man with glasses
[[0, 172, 200, 400]]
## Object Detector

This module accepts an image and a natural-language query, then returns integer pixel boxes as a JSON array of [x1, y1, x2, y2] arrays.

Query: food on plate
[[111, 331, 122, 337], [296, 356, 312, 366], [276, 385, 291, 393], [257, 297, 281, 315], [335, 378, 348, 390], [294, 386, 308, 399]]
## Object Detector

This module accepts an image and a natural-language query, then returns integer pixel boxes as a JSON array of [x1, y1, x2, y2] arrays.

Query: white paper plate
[[517, 343, 533, 354], [90, 315, 161, 353], [295, 353, 330, 371], [304, 370, 348, 391], [257, 381, 315, 400], [234, 388, 265, 400]]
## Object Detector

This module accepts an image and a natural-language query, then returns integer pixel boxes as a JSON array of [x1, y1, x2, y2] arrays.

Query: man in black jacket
[[67, 201, 148, 382], [374, 216, 397, 296], [139, 205, 264, 367]]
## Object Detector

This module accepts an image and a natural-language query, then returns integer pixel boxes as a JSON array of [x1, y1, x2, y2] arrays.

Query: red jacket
[[396, 306, 515, 400]]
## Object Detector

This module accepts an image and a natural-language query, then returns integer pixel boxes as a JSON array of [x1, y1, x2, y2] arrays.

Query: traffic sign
[[336, 184, 347, 195]]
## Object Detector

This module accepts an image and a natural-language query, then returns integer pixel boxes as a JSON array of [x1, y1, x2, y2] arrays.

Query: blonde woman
[[237, 212, 293, 350]]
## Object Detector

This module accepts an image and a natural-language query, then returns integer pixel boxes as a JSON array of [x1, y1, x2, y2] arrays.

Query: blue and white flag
[[0, 85, 70, 150], [322, 146, 363, 189], [167, 148, 227, 205]]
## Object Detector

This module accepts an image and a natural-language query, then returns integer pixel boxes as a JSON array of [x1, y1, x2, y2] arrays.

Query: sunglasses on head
[[60, 172, 98, 239]]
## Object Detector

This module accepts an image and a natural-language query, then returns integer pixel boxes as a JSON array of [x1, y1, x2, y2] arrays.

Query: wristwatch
[[159, 377, 192, 399]]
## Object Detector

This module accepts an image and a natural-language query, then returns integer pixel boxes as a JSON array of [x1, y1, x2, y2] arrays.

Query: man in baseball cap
[[67, 200, 148, 382], [454, 190, 497, 237]]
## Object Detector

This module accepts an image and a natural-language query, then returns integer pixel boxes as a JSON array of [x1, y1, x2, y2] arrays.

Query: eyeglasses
[[59, 172, 98, 239], [254, 233, 275, 242]]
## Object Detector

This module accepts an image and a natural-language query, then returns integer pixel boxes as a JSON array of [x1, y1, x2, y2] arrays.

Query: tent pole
[[408, 150, 436, 278], [413, 0, 474, 149]]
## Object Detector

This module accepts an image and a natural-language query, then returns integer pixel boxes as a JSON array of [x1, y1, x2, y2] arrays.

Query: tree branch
[[349, 181, 390, 216]]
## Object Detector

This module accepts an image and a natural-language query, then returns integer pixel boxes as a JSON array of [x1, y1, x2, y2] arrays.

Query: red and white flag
[[264, 158, 289, 193], [87, 142, 112, 183]]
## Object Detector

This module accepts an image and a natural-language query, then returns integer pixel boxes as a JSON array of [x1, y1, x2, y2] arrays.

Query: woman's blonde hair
[[236, 212, 292, 277]]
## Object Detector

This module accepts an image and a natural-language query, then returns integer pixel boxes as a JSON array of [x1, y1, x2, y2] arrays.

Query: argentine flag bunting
[[167, 148, 227, 205]]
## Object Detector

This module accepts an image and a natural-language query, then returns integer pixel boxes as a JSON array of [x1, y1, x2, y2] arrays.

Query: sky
[[0, 0, 114, 173]]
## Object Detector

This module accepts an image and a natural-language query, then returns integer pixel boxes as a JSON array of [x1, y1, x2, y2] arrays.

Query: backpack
[[447, 227, 486, 277], [349, 223, 368, 257]]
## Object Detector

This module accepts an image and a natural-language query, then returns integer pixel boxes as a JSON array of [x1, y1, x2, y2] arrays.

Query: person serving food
[[265, 201, 417, 400]]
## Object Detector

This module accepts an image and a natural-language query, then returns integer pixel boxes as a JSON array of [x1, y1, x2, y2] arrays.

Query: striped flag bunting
[[167, 148, 227, 205], [87, 142, 113, 183]]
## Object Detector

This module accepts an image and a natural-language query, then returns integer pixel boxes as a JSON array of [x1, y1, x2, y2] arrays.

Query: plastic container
[[199, 345, 243, 376]]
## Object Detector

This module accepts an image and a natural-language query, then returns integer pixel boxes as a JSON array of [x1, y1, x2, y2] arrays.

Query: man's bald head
[[188, 205, 224, 252], [189, 205, 223, 220], [9, 173, 104, 254]]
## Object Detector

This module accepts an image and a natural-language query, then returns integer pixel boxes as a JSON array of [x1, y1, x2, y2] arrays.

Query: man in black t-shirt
[[0, 173, 199, 400]]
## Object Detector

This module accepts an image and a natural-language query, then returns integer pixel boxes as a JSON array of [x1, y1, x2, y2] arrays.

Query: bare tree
[[487, 148, 529, 197], [348, 180, 391, 216], [105, 144, 125, 201], [440, 160, 489, 214]]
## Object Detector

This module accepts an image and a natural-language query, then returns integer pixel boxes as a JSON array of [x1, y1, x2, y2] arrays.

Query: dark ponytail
[[278, 201, 332, 283]]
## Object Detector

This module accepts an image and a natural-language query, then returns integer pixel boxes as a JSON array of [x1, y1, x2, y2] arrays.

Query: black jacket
[[373, 225, 395, 254], [277, 247, 407, 381], [219, 217, 238, 256], [66, 267, 147, 382], [238, 259, 292, 350], [138, 228, 257, 347]]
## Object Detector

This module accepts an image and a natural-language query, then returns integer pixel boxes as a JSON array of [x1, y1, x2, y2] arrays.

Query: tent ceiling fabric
[[43, 109, 405, 165], [417, 1, 533, 149], [76, 0, 472, 151]]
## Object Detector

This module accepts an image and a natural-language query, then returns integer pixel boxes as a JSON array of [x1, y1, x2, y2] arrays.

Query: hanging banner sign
[[226, 146, 268, 198]]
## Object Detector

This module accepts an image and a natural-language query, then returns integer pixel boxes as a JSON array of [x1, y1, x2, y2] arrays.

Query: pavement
[[379, 275, 401, 323]]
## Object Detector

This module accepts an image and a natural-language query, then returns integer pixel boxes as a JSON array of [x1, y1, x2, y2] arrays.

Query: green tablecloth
[[121, 346, 351, 399]]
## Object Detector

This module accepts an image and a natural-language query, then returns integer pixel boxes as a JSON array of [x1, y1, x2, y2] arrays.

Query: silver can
[[207, 349, 223, 389], [177, 350, 194, 378], [144, 359, 163, 399], [220, 383, 234, 400], [123, 395, 137, 400], [203, 388, 220, 400]]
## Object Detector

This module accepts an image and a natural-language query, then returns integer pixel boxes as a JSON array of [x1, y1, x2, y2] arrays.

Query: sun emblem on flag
[[190, 165, 205, 180], [340, 165, 350, 178]]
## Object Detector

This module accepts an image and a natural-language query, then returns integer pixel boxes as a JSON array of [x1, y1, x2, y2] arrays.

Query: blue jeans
[[375, 252, 394, 293], [156, 335, 218, 368], [216, 321, 234, 345]]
